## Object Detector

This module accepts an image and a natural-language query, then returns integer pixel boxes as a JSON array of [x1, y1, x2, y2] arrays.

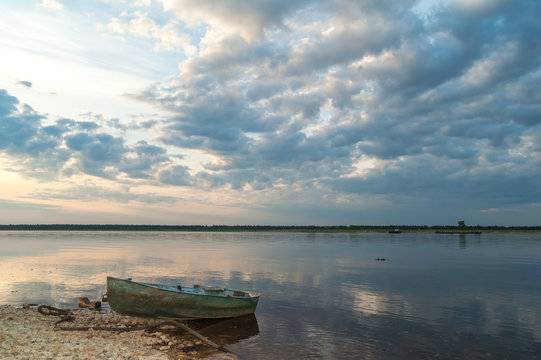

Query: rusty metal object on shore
[[78, 297, 101, 309]]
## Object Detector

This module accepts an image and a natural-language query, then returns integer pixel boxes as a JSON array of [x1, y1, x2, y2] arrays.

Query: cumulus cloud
[[0, 89, 179, 184], [98, 11, 196, 55], [41, 0, 63, 11], [157, 165, 194, 186], [2, 0, 541, 223], [132, 0, 152, 7], [159, 0, 307, 41], [136, 0, 541, 215], [0, 90, 69, 177], [118, 140, 170, 179]]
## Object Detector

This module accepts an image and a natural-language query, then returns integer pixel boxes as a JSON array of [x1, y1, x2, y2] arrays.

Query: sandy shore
[[0, 305, 237, 360]]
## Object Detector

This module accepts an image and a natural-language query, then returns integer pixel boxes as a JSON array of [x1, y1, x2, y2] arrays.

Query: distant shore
[[0, 224, 540, 234]]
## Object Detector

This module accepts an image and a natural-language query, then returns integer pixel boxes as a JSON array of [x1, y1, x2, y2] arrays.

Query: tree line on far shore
[[0, 224, 540, 232]]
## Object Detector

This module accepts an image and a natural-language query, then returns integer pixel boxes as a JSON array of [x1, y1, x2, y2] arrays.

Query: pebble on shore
[[0, 304, 227, 360]]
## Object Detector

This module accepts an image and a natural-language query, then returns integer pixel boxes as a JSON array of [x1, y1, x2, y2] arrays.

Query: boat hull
[[106, 277, 259, 319]]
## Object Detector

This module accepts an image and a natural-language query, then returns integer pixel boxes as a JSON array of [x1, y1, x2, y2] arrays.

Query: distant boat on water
[[389, 229, 401, 233], [434, 231, 482, 234], [107, 276, 260, 319]]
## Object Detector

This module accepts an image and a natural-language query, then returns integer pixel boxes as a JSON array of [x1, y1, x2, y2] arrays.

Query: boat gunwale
[[107, 276, 260, 300]]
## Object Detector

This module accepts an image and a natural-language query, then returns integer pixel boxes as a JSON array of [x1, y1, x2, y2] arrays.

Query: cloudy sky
[[0, 0, 540, 226]]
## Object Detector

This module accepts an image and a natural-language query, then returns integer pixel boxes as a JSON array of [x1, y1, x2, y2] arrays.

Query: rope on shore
[[37, 305, 229, 352], [37, 305, 70, 316], [37, 305, 75, 325]]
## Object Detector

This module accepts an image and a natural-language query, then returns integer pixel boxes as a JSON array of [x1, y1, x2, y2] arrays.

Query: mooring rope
[[37, 305, 70, 317]]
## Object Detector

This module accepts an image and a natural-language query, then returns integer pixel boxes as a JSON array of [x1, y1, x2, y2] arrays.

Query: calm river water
[[1, 231, 540, 359]]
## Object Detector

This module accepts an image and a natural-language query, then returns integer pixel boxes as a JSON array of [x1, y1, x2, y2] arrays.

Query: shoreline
[[0, 227, 540, 234], [0, 305, 235, 360]]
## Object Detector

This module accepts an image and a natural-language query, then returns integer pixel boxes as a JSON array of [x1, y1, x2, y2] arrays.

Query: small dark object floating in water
[[376, 258, 387, 261]]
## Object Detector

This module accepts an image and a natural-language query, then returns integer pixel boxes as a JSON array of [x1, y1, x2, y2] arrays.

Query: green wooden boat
[[106, 277, 260, 319]]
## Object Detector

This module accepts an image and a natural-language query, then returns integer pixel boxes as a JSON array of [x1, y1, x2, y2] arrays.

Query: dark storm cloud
[[140, 0, 541, 217]]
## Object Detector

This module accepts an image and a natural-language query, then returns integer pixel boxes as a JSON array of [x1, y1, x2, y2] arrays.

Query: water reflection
[[1, 231, 541, 359], [459, 234, 467, 248], [191, 314, 259, 346]]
